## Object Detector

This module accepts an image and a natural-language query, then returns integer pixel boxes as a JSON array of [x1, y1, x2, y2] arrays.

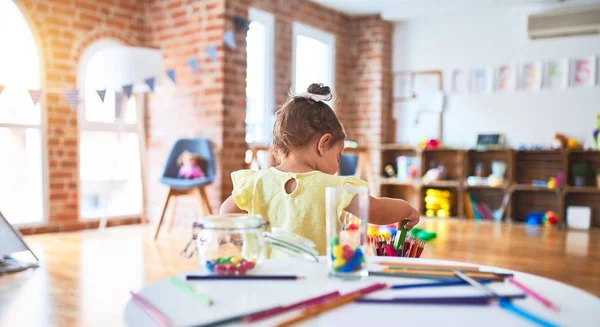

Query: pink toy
[[177, 151, 205, 179]]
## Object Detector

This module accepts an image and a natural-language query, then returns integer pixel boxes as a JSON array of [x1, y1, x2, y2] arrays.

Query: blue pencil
[[499, 300, 561, 327], [390, 279, 493, 289]]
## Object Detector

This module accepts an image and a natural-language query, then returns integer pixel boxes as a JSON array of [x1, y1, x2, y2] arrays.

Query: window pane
[[0, 128, 43, 224], [246, 21, 267, 144], [294, 35, 331, 94], [80, 131, 142, 219], [0, 86, 40, 125], [122, 96, 137, 124]]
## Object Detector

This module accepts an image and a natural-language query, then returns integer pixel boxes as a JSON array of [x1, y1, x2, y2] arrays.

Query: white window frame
[[0, 0, 48, 227], [247, 7, 275, 145], [291, 22, 336, 94], [76, 40, 145, 221]]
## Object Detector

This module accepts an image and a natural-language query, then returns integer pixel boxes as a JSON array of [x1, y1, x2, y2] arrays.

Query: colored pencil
[[186, 275, 303, 281], [169, 277, 213, 305], [369, 271, 506, 282], [453, 269, 498, 297], [393, 219, 409, 251], [130, 291, 172, 327], [383, 268, 509, 280], [499, 299, 560, 327], [274, 283, 387, 327], [356, 294, 527, 305], [508, 277, 560, 312], [382, 265, 482, 273], [376, 261, 479, 271], [243, 291, 341, 323], [390, 279, 493, 289]]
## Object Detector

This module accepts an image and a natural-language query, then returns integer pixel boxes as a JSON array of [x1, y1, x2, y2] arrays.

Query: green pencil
[[393, 219, 409, 252], [169, 277, 213, 306]]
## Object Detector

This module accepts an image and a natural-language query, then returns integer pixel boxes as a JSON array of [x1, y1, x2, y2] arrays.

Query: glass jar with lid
[[181, 214, 318, 275]]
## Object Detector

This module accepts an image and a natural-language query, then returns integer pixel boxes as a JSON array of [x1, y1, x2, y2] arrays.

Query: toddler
[[220, 83, 419, 255]]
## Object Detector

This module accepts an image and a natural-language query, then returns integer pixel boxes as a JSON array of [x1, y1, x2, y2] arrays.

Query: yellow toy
[[567, 138, 581, 150], [424, 189, 452, 218]]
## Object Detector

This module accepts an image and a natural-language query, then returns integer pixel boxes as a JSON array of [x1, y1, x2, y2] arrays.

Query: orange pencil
[[376, 261, 478, 271]]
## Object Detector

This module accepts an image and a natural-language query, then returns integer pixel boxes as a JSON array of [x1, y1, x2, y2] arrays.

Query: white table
[[124, 257, 600, 327]]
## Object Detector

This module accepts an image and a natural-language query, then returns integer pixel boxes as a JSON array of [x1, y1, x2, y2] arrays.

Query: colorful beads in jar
[[205, 256, 256, 275]]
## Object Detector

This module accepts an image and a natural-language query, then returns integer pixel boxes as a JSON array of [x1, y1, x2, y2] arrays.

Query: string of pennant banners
[[0, 22, 245, 111]]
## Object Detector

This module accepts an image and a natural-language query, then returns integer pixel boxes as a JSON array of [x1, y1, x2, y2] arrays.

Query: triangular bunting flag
[[96, 89, 106, 103], [122, 84, 134, 99], [206, 45, 218, 62], [234, 15, 250, 32], [144, 77, 156, 92], [64, 90, 79, 111], [0, 85, 5, 97], [187, 56, 199, 74], [28, 89, 43, 104], [223, 30, 237, 50], [166, 69, 176, 83]]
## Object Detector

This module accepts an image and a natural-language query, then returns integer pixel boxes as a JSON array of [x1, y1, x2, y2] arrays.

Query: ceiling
[[308, 0, 600, 21]]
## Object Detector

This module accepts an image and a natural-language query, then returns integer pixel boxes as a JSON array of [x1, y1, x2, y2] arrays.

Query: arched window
[[77, 41, 144, 220], [0, 0, 44, 225]]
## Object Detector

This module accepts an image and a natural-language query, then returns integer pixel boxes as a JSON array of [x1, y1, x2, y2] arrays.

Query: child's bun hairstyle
[[273, 83, 346, 158]]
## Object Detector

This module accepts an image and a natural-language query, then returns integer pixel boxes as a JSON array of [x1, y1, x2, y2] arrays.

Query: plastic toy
[[409, 227, 438, 241], [424, 189, 452, 218], [543, 211, 557, 226], [567, 138, 581, 150], [525, 212, 544, 225], [419, 138, 441, 150]]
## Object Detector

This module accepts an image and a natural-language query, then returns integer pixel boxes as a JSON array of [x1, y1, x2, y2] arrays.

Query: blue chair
[[154, 138, 215, 240], [339, 154, 359, 176]]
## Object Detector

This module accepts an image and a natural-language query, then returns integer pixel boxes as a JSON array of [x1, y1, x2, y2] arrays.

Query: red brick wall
[[15, 0, 147, 232], [145, 0, 249, 226]]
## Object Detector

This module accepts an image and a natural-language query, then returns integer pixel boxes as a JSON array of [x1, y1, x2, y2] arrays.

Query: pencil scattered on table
[[356, 293, 527, 305], [508, 276, 560, 312], [274, 283, 387, 327], [390, 279, 493, 289], [243, 290, 341, 323], [169, 277, 213, 306], [186, 275, 304, 281], [130, 291, 172, 327]]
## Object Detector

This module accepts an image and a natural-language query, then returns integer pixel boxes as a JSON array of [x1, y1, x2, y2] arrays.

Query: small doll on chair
[[177, 151, 205, 179]]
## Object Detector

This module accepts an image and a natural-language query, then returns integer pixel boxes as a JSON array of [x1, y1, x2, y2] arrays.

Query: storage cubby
[[421, 149, 464, 181], [466, 188, 507, 212], [465, 149, 513, 186], [380, 184, 420, 209], [565, 192, 600, 228], [421, 187, 460, 218], [509, 190, 562, 223], [375, 145, 599, 228], [515, 150, 565, 184], [567, 150, 600, 188]]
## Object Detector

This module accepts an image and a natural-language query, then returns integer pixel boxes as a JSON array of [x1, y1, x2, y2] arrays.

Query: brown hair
[[272, 83, 346, 158]]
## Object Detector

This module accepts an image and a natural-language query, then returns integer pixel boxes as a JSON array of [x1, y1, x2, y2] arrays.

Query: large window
[[292, 22, 335, 94], [78, 43, 143, 220], [0, 0, 45, 225], [245, 8, 275, 145]]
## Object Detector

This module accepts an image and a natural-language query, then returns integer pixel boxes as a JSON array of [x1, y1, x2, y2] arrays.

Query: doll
[[177, 151, 205, 179]]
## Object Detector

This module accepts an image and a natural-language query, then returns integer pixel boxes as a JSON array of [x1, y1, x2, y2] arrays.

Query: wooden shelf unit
[[376, 145, 600, 228]]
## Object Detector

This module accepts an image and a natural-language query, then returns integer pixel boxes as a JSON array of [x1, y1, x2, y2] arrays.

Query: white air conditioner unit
[[528, 5, 600, 39]]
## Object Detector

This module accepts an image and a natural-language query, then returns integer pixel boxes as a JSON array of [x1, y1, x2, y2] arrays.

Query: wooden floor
[[1, 219, 599, 326]]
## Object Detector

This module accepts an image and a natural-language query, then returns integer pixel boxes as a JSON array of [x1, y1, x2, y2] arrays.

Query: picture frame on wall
[[471, 67, 493, 94], [451, 68, 470, 94], [569, 56, 597, 88], [518, 61, 543, 91], [495, 63, 517, 92], [543, 59, 569, 89]]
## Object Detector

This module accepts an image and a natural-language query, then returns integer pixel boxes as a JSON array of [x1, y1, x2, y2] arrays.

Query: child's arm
[[346, 196, 420, 229], [219, 195, 247, 214]]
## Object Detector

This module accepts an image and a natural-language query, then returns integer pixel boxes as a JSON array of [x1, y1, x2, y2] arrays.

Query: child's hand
[[404, 207, 420, 230]]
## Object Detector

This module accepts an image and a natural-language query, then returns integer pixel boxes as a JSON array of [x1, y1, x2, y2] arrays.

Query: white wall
[[393, 5, 600, 148]]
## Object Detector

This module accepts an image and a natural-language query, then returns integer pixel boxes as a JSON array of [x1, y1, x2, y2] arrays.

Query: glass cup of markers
[[326, 186, 369, 279], [367, 220, 427, 258]]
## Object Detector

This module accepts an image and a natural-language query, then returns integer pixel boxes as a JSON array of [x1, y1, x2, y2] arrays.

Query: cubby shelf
[[376, 145, 600, 228]]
